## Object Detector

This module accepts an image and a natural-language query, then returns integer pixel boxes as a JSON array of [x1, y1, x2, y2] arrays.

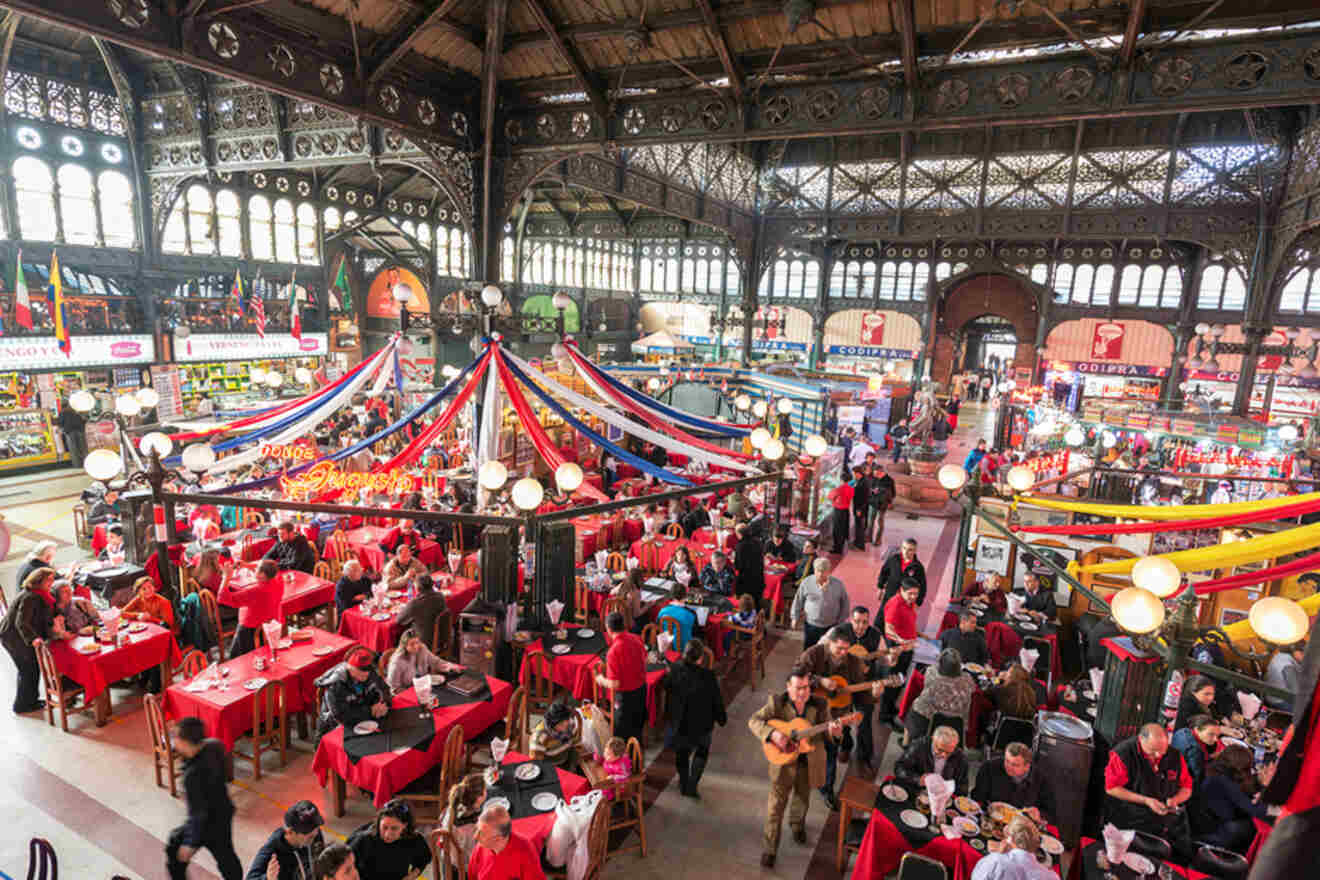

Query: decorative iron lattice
[[5, 71, 126, 136]]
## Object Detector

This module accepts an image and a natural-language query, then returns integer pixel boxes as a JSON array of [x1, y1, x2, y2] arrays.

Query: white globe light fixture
[[550, 342, 567, 359], [1279, 423, 1300, 443], [181, 443, 217, 474], [1195, 322, 1211, 337], [659, 366, 670, 377], [441, 364, 460, 379], [83, 448, 123, 482], [752, 399, 768, 419], [115, 394, 142, 417], [1131, 556, 1182, 599], [777, 398, 794, 415], [749, 427, 772, 450], [804, 434, 828, 457], [735, 394, 751, 411], [295, 367, 313, 384], [1102, 430, 1117, 448], [69, 390, 95, 413], [555, 462, 584, 494], [1065, 425, 1086, 447], [937, 464, 968, 493], [1248, 596, 1310, 646], [140, 431, 174, 458], [478, 460, 508, 491], [250, 366, 268, 385], [762, 437, 786, 461], [646, 377, 662, 391], [551, 291, 572, 311], [135, 387, 160, 409], [512, 477, 544, 511], [1110, 587, 1166, 635], [265, 372, 284, 388], [480, 284, 503, 308], [1006, 465, 1035, 494], [391, 282, 413, 305]]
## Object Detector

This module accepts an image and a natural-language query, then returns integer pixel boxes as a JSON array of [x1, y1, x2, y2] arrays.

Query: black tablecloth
[[342, 709, 435, 764], [1077, 840, 1182, 880], [543, 629, 607, 656], [430, 678, 493, 707], [1058, 675, 1099, 722], [872, 783, 945, 849], [487, 760, 567, 818]]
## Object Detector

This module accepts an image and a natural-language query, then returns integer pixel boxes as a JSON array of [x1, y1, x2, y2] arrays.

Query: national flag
[[332, 254, 351, 312], [48, 251, 70, 356], [288, 271, 301, 341], [250, 273, 266, 338], [13, 251, 31, 329], [229, 268, 245, 319]]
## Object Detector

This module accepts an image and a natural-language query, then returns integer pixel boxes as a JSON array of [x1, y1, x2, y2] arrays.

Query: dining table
[[312, 674, 512, 813], [49, 623, 182, 725], [941, 601, 1063, 684], [215, 526, 276, 562], [163, 629, 355, 749], [221, 567, 337, 619], [851, 779, 1065, 880], [1067, 837, 1209, 880], [489, 751, 592, 854], [337, 578, 481, 653], [341, 525, 443, 573], [897, 664, 1050, 748]]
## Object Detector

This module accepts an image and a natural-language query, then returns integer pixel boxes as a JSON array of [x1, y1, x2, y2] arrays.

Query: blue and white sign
[[827, 345, 917, 359], [679, 335, 807, 352]]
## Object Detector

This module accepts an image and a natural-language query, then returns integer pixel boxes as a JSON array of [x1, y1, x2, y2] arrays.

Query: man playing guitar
[[749, 666, 843, 868], [797, 625, 889, 810]]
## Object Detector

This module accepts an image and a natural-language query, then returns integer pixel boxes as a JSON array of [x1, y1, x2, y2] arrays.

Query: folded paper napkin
[[1019, 649, 1039, 673], [1102, 824, 1134, 862], [491, 737, 509, 765], [546, 599, 565, 626], [262, 620, 282, 647], [594, 550, 608, 570], [1238, 691, 1263, 720], [657, 632, 673, 655], [1006, 594, 1026, 616], [926, 775, 955, 817], [1089, 669, 1104, 695], [626, 557, 640, 571], [675, 569, 691, 586], [940, 824, 961, 840]]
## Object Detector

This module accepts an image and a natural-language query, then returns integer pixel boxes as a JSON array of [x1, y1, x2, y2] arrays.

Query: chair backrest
[[520, 652, 555, 709], [33, 640, 62, 699], [144, 693, 171, 754], [178, 649, 208, 681], [378, 647, 394, 678], [640, 623, 658, 650], [930, 712, 965, 744], [27, 837, 57, 880], [179, 575, 201, 598], [640, 542, 662, 572], [462, 557, 479, 579], [0, 585, 8, 619], [441, 724, 466, 796], [197, 588, 222, 640], [574, 577, 590, 624], [602, 597, 629, 630], [992, 716, 1036, 754], [313, 561, 334, 581], [327, 530, 351, 562], [697, 643, 715, 669], [504, 687, 528, 753], [659, 615, 681, 644], [664, 522, 682, 538], [1023, 635, 1053, 686], [579, 796, 612, 880], [430, 827, 465, 880], [606, 552, 626, 572], [244, 510, 266, 528], [251, 679, 286, 738], [896, 851, 947, 880]]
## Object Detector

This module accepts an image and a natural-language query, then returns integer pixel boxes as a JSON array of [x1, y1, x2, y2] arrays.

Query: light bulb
[[762, 437, 785, 461], [135, 387, 160, 409], [551, 291, 572, 310], [804, 434, 828, 457], [777, 398, 794, 414], [1131, 556, 1182, 598], [752, 400, 768, 418], [69, 390, 95, 413], [1111, 587, 1166, 635], [84, 448, 123, 482], [392, 282, 414, 304], [265, 372, 284, 388], [512, 477, 544, 511], [140, 431, 174, 458], [478, 460, 508, 490], [1278, 424, 1299, 443], [115, 394, 142, 417], [647, 377, 661, 391], [1248, 596, 1309, 646], [1065, 426, 1085, 447], [749, 427, 771, 449], [1194, 322, 1210, 337], [555, 462, 584, 493], [735, 394, 751, 411], [937, 464, 968, 492], [295, 367, 313, 384], [480, 285, 503, 308], [1006, 466, 1035, 493], [181, 443, 217, 473], [1102, 430, 1117, 448]]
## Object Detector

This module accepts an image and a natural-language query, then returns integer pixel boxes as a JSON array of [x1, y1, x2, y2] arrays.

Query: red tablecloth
[[501, 750, 591, 853], [629, 536, 703, 571], [939, 609, 1063, 684], [217, 527, 276, 562], [337, 579, 481, 652], [763, 565, 792, 615], [895, 668, 999, 748], [162, 630, 355, 750], [691, 528, 736, 553], [312, 676, 512, 808], [1066, 838, 1207, 880], [222, 568, 337, 618], [49, 624, 182, 702], [1245, 816, 1272, 866]]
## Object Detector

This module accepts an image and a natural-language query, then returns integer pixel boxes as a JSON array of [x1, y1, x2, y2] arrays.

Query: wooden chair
[[462, 556, 480, 579], [574, 577, 591, 626], [179, 575, 202, 598], [313, 560, 335, 581], [26, 837, 57, 880], [378, 648, 394, 679], [430, 825, 465, 880], [599, 736, 647, 857], [602, 596, 630, 632], [639, 543, 662, 573], [73, 502, 89, 542], [695, 643, 715, 669], [724, 615, 766, 682], [640, 623, 658, 651], [658, 615, 681, 648], [33, 639, 86, 733], [400, 724, 465, 823], [243, 510, 266, 528], [326, 530, 352, 566], [198, 588, 234, 654], [176, 649, 209, 682], [547, 795, 611, 880], [144, 693, 182, 797], [520, 651, 557, 715], [234, 679, 287, 780], [448, 452, 464, 468], [663, 522, 683, 538], [590, 661, 616, 732], [0, 586, 8, 619], [504, 686, 529, 753], [606, 552, 626, 572]]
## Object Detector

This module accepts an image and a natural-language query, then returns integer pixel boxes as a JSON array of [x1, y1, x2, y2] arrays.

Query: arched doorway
[[931, 273, 1039, 387]]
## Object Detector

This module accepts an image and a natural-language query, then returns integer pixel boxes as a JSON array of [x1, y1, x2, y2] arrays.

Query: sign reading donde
[[0, 335, 155, 370], [279, 460, 415, 497], [176, 332, 328, 362]]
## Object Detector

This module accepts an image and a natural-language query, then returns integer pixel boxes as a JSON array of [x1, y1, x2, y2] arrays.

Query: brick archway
[[931, 273, 1039, 386]]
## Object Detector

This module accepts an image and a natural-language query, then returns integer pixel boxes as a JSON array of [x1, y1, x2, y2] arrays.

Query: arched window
[[804, 260, 820, 299], [13, 156, 56, 241], [297, 203, 318, 264], [1160, 266, 1182, 308], [418, 222, 433, 252], [912, 262, 931, 300], [877, 261, 897, 299], [162, 198, 187, 254], [248, 194, 273, 260], [450, 228, 465, 277], [1072, 265, 1094, 304], [694, 259, 709, 293], [1139, 265, 1165, 307], [57, 165, 96, 245], [787, 260, 805, 297], [1198, 264, 1226, 309], [323, 206, 341, 234], [934, 261, 953, 282], [1030, 263, 1050, 286], [665, 257, 679, 292], [860, 261, 876, 298], [828, 262, 846, 297], [97, 170, 134, 248], [1118, 265, 1143, 304], [896, 262, 915, 301], [400, 219, 415, 238], [1308, 269, 1320, 313], [773, 259, 789, 297], [682, 257, 696, 292], [186, 184, 215, 255], [1221, 267, 1247, 311], [273, 198, 296, 263], [215, 189, 241, 256], [726, 260, 739, 294], [1053, 264, 1073, 302], [640, 256, 652, 291]]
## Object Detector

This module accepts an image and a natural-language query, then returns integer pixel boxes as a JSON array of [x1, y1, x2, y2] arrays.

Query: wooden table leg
[[837, 801, 850, 871], [330, 767, 346, 818], [94, 691, 111, 726]]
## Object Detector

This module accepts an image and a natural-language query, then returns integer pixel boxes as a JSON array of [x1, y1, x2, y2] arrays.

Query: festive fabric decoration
[[1023, 491, 1320, 522], [1014, 493, 1320, 537], [1071, 521, 1320, 578], [381, 350, 492, 471], [1189, 551, 1320, 596]]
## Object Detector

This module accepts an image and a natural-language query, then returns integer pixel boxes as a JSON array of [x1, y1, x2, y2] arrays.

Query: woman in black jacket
[[346, 799, 431, 880], [1, 568, 56, 713], [1193, 744, 1278, 852], [1175, 674, 1222, 731], [666, 637, 727, 798]]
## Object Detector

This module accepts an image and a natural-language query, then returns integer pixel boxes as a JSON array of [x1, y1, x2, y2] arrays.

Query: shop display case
[[0, 408, 61, 470]]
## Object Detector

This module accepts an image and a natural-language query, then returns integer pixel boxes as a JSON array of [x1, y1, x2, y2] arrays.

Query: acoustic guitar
[[847, 643, 901, 663], [814, 674, 905, 709], [762, 711, 863, 766]]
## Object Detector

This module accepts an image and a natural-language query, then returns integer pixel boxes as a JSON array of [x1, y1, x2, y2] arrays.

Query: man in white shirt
[[970, 815, 1056, 880], [1265, 640, 1305, 709], [848, 436, 875, 469]]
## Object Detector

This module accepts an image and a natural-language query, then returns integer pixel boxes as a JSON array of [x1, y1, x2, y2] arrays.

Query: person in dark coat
[[971, 742, 1057, 822], [1020, 572, 1057, 622], [877, 539, 928, 606], [346, 800, 431, 880], [1171, 713, 1220, 789], [57, 399, 88, 469], [394, 574, 451, 655], [334, 559, 373, 614], [1193, 745, 1279, 853], [88, 489, 121, 525], [850, 466, 872, 551], [732, 524, 764, 611], [939, 611, 991, 666], [868, 461, 896, 545], [315, 646, 390, 737], [765, 525, 800, 564], [1103, 724, 1195, 862], [666, 637, 728, 798], [894, 727, 970, 794], [1174, 674, 1222, 731], [244, 800, 326, 880], [13, 541, 55, 601], [263, 521, 317, 573], [1, 567, 56, 713], [166, 717, 243, 880]]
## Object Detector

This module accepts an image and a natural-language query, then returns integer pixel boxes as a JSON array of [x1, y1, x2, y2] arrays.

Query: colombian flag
[[48, 251, 70, 356]]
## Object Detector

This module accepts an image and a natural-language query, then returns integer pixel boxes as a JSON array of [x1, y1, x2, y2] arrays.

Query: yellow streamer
[[1076, 521, 1320, 577], [1017, 491, 1320, 522], [1221, 593, 1320, 643]]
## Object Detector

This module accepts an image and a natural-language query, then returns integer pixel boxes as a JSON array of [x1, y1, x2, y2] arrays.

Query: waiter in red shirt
[[216, 559, 284, 659], [1104, 723, 1195, 861], [828, 478, 854, 555], [468, 804, 545, 880], [880, 579, 921, 720], [595, 611, 647, 743]]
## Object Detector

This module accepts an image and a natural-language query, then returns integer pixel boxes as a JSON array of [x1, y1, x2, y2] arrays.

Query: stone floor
[[0, 404, 1007, 880]]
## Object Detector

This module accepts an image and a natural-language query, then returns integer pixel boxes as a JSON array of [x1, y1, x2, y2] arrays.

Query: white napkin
[[262, 620, 282, 653], [1019, 648, 1039, 673], [1089, 669, 1104, 695], [594, 550, 608, 570], [546, 600, 565, 626], [675, 568, 691, 587], [1238, 691, 1263, 720], [926, 775, 955, 817], [657, 632, 673, 655], [1102, 824, 1134, 864], [1006, 594, 1025, 616], [940, 825, 961, 840], [448, 551, 463, 573], [414, 674, 432, 707], [491, 737, 509, 765], [626, 556, 640, 571]]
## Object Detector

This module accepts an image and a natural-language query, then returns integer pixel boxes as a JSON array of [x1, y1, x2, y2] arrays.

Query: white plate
[[899, 810, 928, 829], [552, 644, 572, 654], [952, 816, 979, 836], [1220, 736, 1248, 749], [515, 763, 542, 781], [127, 623, 148, 633], [312, 645, 335, 656], [1086, 706, 1097, 716], [881, 784, 908, 802], [1123, 853, 1155, 874], [277, 639, 293, 649], [531, 792, 559, 812], [372, 613, 392, 621], [1018, 622, 1039, 631], [244, 677, 269, 691], [576, 628, 596, 638], [484, 797, 510, 811], [1040, 834, 1063, 855], [353, 720, 380, 735], [969, 838, 985, 851]]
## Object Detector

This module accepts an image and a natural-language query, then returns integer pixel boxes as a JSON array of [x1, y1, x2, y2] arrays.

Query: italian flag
[[289, 270, 301, 341], [13, 251, 31, 329]]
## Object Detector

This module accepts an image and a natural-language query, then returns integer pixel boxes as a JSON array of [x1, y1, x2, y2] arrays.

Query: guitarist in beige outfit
[[749, 666, 843, 868]]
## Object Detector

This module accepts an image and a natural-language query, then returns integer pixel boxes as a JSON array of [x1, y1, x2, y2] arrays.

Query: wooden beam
[[367, 0, 465, 89], [1118, 0, 1147, 68], [693, 0, 745, 99], [893, 0, 918, 91], [521, 0, 606, 118]]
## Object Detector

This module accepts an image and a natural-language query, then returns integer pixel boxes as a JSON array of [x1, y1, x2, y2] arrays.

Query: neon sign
[[280, 460, 416, 497], [261, 444, 316, 462]]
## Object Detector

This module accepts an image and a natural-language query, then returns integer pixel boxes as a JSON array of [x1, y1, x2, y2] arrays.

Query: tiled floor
[[0, 405, 1000, 880]]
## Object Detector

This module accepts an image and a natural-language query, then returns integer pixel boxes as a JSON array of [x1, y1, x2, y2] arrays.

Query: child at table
[[723, 593, 759, 653], [594, 736, 632, 800]]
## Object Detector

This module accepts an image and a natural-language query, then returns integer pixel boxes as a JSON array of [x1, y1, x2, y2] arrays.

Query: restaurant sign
[[1072, 361, 1167, 377], [826, 345, 917, 359], [280, 460, 415, 497], [0, 334, 155, 370], [175, 332, 328, 362]]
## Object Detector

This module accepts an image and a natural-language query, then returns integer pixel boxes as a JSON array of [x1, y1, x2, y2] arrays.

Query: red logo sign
[[1090, 322, 1125, 360], [110, 341, 143, 358], [860, 312, 887, 345], [1258, 331, 1287, 372], [299, 338, 320, 352]]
